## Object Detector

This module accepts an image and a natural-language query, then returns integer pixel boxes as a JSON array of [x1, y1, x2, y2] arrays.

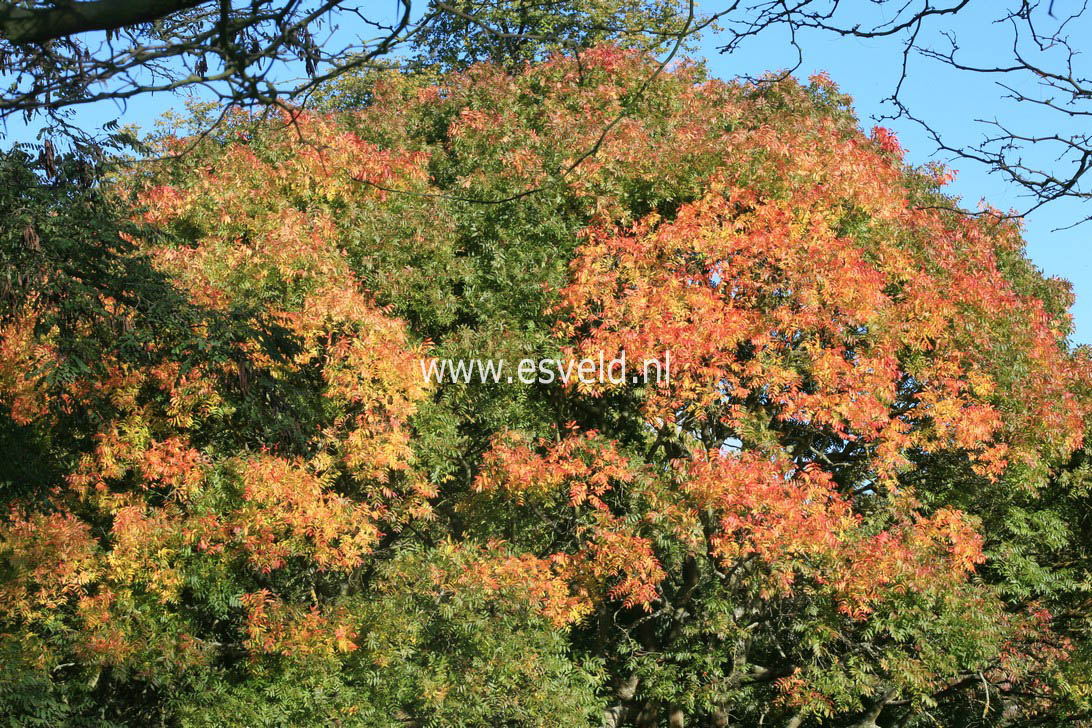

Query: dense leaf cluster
[[2, 48, 1091, 726]]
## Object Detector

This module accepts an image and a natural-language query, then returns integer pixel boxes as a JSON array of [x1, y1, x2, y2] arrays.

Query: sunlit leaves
[[1, 46, 1090, 726]]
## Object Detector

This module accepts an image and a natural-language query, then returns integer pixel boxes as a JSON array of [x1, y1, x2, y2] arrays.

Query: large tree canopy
[[2, 0, 1091, 223], [1, 48, 1090, 726]]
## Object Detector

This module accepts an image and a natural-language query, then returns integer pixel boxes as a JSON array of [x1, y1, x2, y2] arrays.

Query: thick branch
[[0, 0, 208, 44], [848, 688, 897, 728]]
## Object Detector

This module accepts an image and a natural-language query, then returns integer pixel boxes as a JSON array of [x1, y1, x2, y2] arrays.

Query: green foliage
[[409, 0, 697, 71], [2, 47, 1092, 727]]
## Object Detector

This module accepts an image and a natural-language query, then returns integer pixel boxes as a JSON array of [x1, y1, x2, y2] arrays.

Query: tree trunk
[[848, 689, 896, 728], [603, 674, 640, 728]]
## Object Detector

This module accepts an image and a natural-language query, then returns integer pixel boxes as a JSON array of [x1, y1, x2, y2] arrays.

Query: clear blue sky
[[3, 4, 1088, 343]]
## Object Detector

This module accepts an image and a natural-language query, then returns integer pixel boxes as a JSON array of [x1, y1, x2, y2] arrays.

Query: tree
[[0, 0, 697, 121], [409, 0, 695, 70], [1, 48, 1090, 725], [2, 1, 1092, 223]]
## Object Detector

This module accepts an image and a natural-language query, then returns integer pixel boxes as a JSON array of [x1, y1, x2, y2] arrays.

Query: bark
[[603, 674, 640, 728], [848, 689, 897, 728], [633, 700, 658, 728], [0, 0, 206, 44]]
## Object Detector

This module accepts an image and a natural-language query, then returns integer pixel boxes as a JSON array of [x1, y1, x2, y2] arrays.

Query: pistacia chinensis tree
[[2, 48, 1091, 727]]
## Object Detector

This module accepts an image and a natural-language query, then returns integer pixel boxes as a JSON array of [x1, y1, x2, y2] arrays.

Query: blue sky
[[693, 4, 1092, 345], [3, 4, 1088, 343]]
